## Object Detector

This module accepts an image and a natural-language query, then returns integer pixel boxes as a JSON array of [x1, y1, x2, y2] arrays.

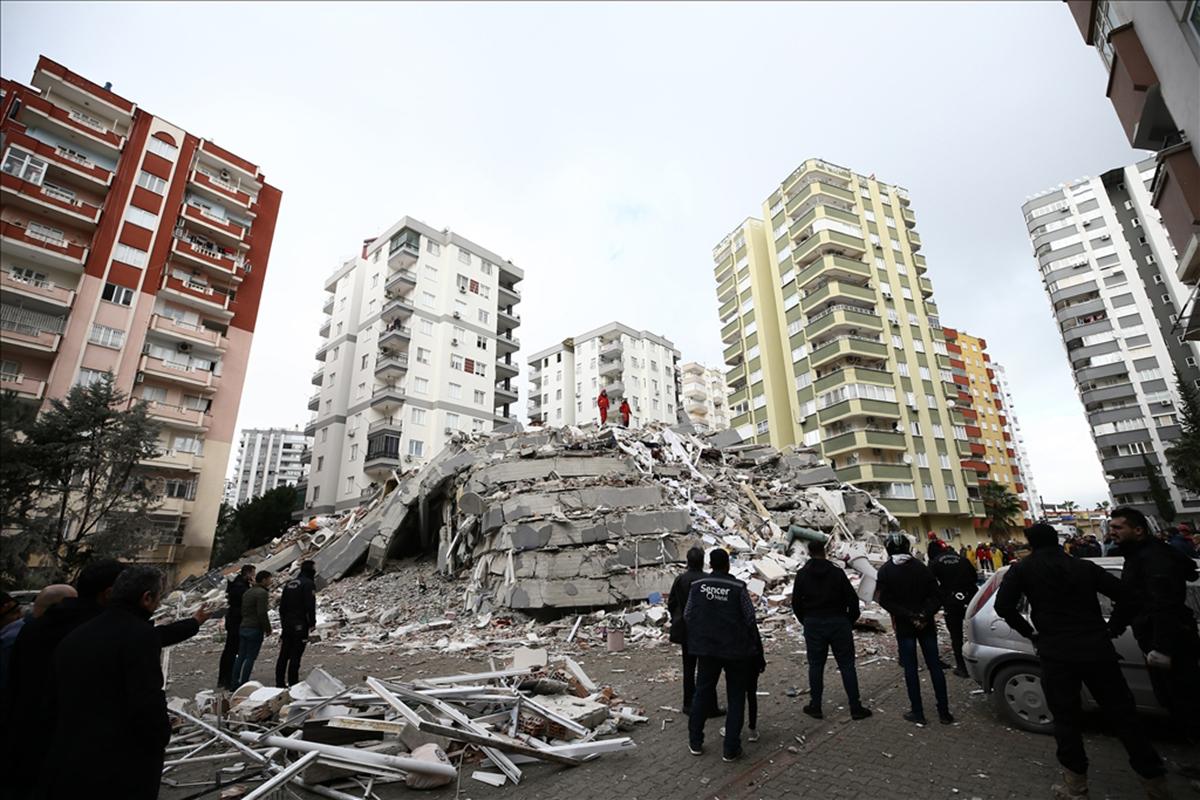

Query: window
[[312, 486, 321, 502], [939, 452, 951, 469], [450, 354, 464, 370], [458, 248, 471, 265], [361, 354, 370, 369], [898, 362, 910, 377], [449, 382, 462, 399], [101, 282, 134, 306], [477, 335, 487, 350], [945, 484, 958, 501], [123, 206, 158, 229], [411, 407, 426, 424], [446, 412, 460, 429], [408, 439, 425, 457], [478, 309, 490, 324], [427, 240, 440, 255], [316, 456, 324, 472], [345, 476, 356, 495], [349, 443, 358, 460], [136, 170, 167, 194], [413, 377, 429, 395], [419, 318, 434, 335], [356, 381, 366, 398], [919, 366, 931, 380], [915, 452, 929, 468], [474, 389, 486, 404], [932, 424, 945, 438], [2, 149, 48, 184], [416, 347, 431, 364], [923, 484, 936, 501], [421, 292, 436, 308], [910, 421, 921, 436], [76, 367, 105, 387], [481, 260, 493, 275], [114, 243, 148, 268], [88, 324, 125, 348]]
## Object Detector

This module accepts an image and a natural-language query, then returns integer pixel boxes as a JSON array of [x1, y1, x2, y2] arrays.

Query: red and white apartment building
[[0, 57, 281, 578]]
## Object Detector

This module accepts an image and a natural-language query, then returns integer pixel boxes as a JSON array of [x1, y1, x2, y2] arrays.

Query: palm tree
[[981, 482, 1024, 540]]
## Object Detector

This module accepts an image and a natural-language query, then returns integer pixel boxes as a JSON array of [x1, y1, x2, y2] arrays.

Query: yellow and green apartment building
[[712, 158, 985, 540]]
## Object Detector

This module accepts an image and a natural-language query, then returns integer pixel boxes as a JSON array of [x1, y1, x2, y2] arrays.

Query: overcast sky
[[2, 1, 1148, 505]]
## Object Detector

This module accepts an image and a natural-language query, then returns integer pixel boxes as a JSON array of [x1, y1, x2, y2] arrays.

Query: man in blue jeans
[[791, 540, 872, 721], [231, 570, 271, 688], [685, 548, 760, 762], [876, 533, 953, 725]]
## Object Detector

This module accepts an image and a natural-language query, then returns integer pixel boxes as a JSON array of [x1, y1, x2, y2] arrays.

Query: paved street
[[163, 627, 1198, 799]]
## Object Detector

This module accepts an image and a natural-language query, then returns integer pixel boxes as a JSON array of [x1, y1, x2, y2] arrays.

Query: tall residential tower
[[680, 361, 731, 431], [303, 218, 522, 515], [1023, 159, 1200, 520], [229, 427, 309, 506], [713, 158, 984, 540], [0, 57, 281, 578]]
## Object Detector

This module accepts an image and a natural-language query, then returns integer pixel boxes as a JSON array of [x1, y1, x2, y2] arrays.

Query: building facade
[[229, 427, 309, 506], [1064, 1, 1200, 305], [992, 362, 1044, 520], [944, 329, 1037, 525], [1023, 159, 1200, 521], [527, 322, 680, 427], [0, 57, 281, 578], [680, 361, 731, 431], [712, 158, 984, 540], [303, 218, 522, 514]]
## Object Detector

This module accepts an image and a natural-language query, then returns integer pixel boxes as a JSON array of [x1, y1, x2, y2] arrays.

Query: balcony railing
[[0, 220, 88, 264], [1, 270, 75, 306]]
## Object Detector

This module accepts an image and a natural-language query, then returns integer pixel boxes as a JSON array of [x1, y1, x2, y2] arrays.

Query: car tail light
[[967, 568, 1006, 620]]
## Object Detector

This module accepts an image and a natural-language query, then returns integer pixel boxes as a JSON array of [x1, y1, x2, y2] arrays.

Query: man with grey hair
[[43, 566, 171, 799], [31, 584, 77, 619]]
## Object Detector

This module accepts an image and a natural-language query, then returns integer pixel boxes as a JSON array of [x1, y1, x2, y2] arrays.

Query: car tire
[[991, 663, 1054, 734]]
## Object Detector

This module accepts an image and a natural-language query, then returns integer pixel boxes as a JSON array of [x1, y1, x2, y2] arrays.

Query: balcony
[[364, 429, 403, 477], [369, 384, 407, 414], [142, 401, 209, 431], [0, 270, 75, 308], [143, 448, 203, 473], [600, 339, 624, 359], [299, 447, 311, 466], [907, 230, 922, 251], [877, 497, 920, 517], [387, 230, 420, 268], [155, 496, 196, 516], [318, 317, 331, 339], [791, 229, 867, 269], [322, 294, 335, 315], [784, 180, 857, 215], [801, 280, 876, 312], [307, 391, 320, 411], [685, 398, 707, 414], [160, 275, 234, 316], [182, 203, 247, 247], [599, 359, 622, 377], [838, 462, 914, 484], [4, 131, 113, 189], [901, 207, 916, 228], [188, 168, 255, 209], [497, 307, 521, 332], [494, 384, 518, 406], [147, 314, 226, 350], [0, 220, 88, 271], [1080, 382, 1136, 407], [378, 325, 411, 351], [495, 335, 519, 356], [380, 296, 415, 324], [603, 380, 625, 396], [795, 253, 872, 290], [918, 277, 933, 299], [385, 268, 418, 297], [311, 366, 324, 386], [138, 355, 215, 389], [171, 237, 244, 281], [0, 372, 46, 401], [813, 365, 893, 394], [19, 93, 125, 157], [498, 283, 521, 305], [805, 305, 882, 338], [374, 353, 409, 381], [817, 397, 901, 424], [0, 173, 102, 228], [496, 360, 519, 380], [823, 429, 907, 456], [0, 315, 62, 355], [368, 417, 404, 436]]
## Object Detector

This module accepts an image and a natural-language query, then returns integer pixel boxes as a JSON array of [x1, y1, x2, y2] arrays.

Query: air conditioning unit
[[444, 427, 455, 435], [404, 454, 414, 462], [451, 338, 459, 346], [347, 429, 356, 438], [135, 371, 145, 384], [452, 311, 461, 319], [459, 286, 467, 293], [177, 342, 191, 352]]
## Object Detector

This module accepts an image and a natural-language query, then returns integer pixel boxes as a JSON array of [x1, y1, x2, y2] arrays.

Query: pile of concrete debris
[[163, 653, 638, 796], [173, 424, 899, 649]]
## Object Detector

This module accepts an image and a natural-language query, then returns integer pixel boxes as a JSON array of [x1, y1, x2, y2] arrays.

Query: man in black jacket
[[927, 538, 978, 677], [668, 546, 719, 715], [276, 560, 318, 688], [44, 565, 171, 800], [791, 540, 870, 720], [218, 564, 255, 689], [685, 548, 760, 762], [994, 523, 1165, 799], [1108, 506, 1200, 743], [876, 533, 952, 725]]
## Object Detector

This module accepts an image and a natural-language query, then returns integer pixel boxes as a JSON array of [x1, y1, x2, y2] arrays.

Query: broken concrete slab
[[509, 646, 548, 670]]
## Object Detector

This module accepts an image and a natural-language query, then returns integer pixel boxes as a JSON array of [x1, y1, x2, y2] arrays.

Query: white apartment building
[[527, 322, 680, 428], [229, 427, 309, 506], [303, 218, 522, 514], [680, 361, 731, 431], [1023, 159, 1200, 521], [991, 363, 1043, 520]]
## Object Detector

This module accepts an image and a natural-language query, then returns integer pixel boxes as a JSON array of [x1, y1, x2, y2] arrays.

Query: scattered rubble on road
[[165, 424, 902, 656], [164, 655, 641, 796]]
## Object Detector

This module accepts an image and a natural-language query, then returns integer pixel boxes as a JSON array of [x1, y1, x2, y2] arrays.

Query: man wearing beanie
[[994, 523, 1166, 799]]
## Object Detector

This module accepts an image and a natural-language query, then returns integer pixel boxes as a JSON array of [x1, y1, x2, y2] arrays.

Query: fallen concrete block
[[510, 646, 548, 670], [531, 695, 609, 729], [751, 558, 788, 584], [405, 743, 454, 790]]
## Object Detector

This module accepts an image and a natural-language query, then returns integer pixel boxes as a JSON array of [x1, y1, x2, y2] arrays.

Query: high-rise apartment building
[[680, 361, 730, 431], [991, 362, 1043, 520], [1023, 159, 1200, 520], [1064, 2, 1200, 299], [712, 158, 984, 538], [0, 57, 281, 578], [229, 427, 309, 506], [303, 218, 522, 514], [527, 322, 680, 427], [944, 329, 1036, 525]]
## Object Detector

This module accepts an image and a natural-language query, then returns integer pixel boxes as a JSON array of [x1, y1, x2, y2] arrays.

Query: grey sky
[[2, 1, 1148, 505]]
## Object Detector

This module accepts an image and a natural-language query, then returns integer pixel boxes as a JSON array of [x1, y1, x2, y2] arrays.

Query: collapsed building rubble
[[163, 655, 641, 796]]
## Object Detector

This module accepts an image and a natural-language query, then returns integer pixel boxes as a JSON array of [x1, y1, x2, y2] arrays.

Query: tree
[[1143, 454, 1177, 525], [981, 482, 1023, 539], [1165, 367, 1200, 496], [207, 486, 301, 568], [0, 374, 163, 585]]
